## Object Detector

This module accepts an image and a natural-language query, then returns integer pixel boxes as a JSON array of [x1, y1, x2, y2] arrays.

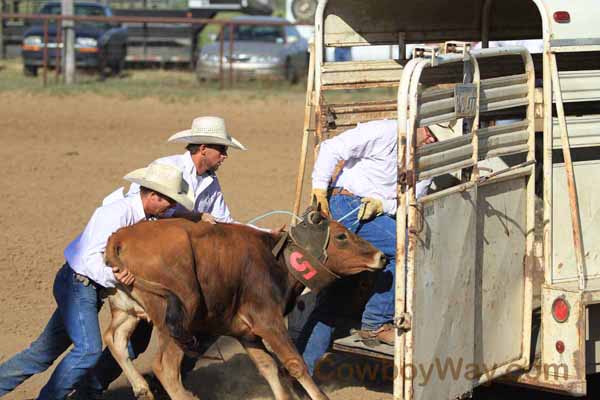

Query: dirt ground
[[0, 90, 396, 400]]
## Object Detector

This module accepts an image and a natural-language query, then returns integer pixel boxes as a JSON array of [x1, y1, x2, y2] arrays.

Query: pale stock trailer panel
[[289, 0, 600, 398]]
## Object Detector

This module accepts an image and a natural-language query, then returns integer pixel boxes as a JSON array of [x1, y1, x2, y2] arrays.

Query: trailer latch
[[394, 312, 412, 331]]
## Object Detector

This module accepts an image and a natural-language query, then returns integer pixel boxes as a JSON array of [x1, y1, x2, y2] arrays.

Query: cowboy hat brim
[[124, 168, 195, 211], [427, 119, 462, 142], [167, 130, 247, 150]]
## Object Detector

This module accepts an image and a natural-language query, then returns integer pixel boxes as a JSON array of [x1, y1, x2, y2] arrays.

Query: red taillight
[[556, 340, 565, 354], [552, 297, 570, 323], [554, 11, 571, 23]]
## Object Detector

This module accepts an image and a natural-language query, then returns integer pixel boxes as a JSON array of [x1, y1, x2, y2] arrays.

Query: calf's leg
[[239, 339, 293, 400], [252, 317, 329, 400], [152, 330, 198, 400], [104, 305, 154, 400]]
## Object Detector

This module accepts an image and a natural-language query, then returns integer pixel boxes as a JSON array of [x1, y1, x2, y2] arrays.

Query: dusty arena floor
[[0, 87, 596, 400]]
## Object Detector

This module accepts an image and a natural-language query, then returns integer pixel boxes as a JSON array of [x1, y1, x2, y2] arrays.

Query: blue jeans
[[0, 264, 104, 399], [297, 194, 397, 375]]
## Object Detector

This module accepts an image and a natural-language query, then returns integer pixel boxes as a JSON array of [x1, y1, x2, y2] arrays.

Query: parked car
[[21, 2, 128, 77], [196, 16, 309, 84]]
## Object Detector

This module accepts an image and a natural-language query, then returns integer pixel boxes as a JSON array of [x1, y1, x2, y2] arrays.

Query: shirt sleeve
[[207, 179, 234, 223], [79, 206, 127, 288], [312, 125, 383, 190]]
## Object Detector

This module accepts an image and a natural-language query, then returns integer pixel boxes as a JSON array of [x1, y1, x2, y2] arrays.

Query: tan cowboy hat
[[427, 119, 463, 141], [168, 116, 247, 150], [124, 163, 195, 211]]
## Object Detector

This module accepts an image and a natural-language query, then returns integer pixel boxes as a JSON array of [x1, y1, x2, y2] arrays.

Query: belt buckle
[[75, 273, 91, 287]]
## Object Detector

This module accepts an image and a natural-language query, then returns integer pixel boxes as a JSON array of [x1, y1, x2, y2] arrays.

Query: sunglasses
[[206, 144, 228, 154]]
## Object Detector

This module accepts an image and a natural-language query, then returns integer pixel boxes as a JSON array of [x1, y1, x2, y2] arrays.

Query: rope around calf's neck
[[246, 210, 303, 225]]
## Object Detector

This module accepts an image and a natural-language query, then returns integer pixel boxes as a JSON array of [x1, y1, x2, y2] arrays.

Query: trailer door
[[397, 46, 536, 400]]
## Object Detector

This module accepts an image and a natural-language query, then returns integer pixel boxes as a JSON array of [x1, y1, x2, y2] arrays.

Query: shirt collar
[[132, 193, 147, 221], [183, 151, 197, 177]]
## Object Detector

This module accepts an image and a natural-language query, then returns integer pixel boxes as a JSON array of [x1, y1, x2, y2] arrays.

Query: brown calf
[[103, 209, 385, 400]]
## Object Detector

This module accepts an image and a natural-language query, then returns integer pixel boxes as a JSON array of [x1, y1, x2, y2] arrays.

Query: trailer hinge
[[412, 45, 440, 66], [444, 41, 472, 58], [394, 312, 412, 331]]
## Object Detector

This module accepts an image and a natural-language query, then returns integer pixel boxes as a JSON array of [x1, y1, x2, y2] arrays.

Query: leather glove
[[311, 188, 330, 217], [357, 197, 384, 221]]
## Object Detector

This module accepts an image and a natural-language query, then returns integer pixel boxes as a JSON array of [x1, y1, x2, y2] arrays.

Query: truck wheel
[[111, 57, 125, 76], [23, 65, 38, 77], [286, 59, 299, 84], [98, 54, 109, 81], [111, 46, 126, 77]]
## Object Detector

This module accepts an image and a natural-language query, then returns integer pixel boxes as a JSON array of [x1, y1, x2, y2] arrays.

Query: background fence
[[0, 10, 311, 88]]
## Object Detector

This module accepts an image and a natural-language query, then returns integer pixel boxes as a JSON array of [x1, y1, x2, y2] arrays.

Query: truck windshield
[[221, 25, 285, 43]]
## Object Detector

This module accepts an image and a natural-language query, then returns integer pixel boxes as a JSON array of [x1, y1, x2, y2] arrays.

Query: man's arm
[[78, 206, 130, 288]]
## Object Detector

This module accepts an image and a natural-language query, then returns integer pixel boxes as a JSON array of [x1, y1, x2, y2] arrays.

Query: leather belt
[[331, 187, 355, 197], [74, 272, 92, 287]]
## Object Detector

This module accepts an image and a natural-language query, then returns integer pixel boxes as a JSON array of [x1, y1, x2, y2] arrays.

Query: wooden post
[[218, 23, 224, 90], [62, 0, 75, 84], [0, 0, 5, 60], [291, 42, 315, 223], [42, 19, 48, 86], [55, 19, 62, 82], [228, 22, 234, 88], [550, 53, 586, 290]]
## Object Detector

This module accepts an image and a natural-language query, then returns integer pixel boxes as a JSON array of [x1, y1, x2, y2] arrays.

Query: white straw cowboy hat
[[428, 119, 463, 141], [168, 116, 247, 150], [124, 163, 195, 211]]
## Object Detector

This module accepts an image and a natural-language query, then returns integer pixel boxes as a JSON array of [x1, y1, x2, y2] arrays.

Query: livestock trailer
[[290, 0, 600, 398]]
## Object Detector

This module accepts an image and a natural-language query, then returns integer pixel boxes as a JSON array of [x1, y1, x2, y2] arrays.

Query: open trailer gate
[[395, 45, 536, 400]]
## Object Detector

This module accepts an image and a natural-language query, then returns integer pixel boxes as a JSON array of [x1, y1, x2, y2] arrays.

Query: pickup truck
[[21, 2, 128, 77]]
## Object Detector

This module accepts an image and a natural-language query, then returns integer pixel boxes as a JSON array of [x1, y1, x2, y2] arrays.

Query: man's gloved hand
[[311, 188, 330, 217], [199, 212, 217, 224], [113, 266, 135, 286], [358, 197, 383, 221]]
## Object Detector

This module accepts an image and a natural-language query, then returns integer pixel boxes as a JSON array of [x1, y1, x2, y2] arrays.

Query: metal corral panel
[[413, 188, 477, 400], [476, 178, 527, 368], [552, 160, 600, 283]]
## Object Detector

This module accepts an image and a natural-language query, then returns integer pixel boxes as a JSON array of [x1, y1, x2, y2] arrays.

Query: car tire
[[23, 65, 38, 77], [286, 59, 299, 84], [98, 55, 109, 81], [110, 55, 125, 77]]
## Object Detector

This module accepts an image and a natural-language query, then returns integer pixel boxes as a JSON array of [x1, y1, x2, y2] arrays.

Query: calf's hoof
[[134, 388, 155, 400]]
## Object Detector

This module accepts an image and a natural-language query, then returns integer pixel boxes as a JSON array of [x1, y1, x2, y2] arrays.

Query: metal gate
[[395, 45, 537, 400]]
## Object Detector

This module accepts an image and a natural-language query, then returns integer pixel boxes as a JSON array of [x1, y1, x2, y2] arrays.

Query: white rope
[[336, 205, 361, 223], [246, 210, 303, 225]]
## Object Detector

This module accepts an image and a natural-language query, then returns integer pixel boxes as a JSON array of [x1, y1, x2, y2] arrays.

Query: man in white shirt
[[0, 163, 194, 400], [296, 119, 438, 376], [130, 115, 246, 224], [77, 116, 249, 398]]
